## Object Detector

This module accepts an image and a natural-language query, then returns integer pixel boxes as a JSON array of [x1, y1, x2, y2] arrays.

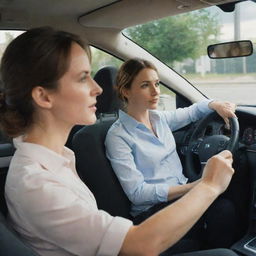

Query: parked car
[[0, 0, 256, 255]]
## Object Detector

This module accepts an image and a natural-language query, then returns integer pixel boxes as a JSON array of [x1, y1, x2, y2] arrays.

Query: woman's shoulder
[[6, 153, 49, 188]]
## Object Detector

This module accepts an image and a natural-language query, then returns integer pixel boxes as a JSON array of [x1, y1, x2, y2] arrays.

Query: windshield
[[124, 1, 256, 106]]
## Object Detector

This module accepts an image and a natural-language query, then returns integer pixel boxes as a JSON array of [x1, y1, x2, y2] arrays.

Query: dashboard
[[237, 107, 256, 146], [242, 127, 256, 145]]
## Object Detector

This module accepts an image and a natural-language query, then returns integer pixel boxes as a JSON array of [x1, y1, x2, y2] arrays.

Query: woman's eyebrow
[[141, 79, 159, 83], [78, 70, 91, 76]]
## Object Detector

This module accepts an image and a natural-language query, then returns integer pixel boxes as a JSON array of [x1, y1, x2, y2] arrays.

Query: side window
[[90, 46, 123, 76]]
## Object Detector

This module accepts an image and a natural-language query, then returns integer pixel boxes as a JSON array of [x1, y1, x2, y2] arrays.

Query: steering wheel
[[185, 112, 239, 181]]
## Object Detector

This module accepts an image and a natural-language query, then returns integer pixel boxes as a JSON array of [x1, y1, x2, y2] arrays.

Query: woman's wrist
[[196, 180, 220, 199], [208, 100, 218, 111]]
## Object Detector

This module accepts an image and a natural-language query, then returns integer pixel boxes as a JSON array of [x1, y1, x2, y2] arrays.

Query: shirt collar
[[13, 136, 75, 173], [119, 109, 141, 132], [119, 109, 160, 132]]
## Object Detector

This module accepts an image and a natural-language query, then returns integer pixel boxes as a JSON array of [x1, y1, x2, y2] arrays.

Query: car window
[[124, 1, 256, 106], [0, 30, 24, 56], [90, 47, 123, 76]]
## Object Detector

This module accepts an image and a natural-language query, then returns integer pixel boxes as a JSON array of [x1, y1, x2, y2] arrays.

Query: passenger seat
[[72, 65, 132, 219]]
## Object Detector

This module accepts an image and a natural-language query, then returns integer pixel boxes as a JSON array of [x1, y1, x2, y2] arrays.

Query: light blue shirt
[[105, 100, 213, 216]]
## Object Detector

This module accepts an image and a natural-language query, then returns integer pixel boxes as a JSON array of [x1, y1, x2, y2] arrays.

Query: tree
[[126, 10, 220, 65]]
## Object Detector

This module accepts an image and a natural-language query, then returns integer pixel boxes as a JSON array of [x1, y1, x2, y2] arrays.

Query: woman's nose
[[92, 79, 103, 96], [151, 85, 159, 95]]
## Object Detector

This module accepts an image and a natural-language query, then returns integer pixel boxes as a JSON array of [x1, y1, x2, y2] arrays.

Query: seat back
[[0, 143, 15, 217], [72, 119, 132, 219], [0, 212, 37, 256], [94, 65, 123, 116], [72, 65, 132, 218]]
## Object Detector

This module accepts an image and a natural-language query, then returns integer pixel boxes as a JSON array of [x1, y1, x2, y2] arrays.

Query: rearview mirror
[[207, 40, 253, 59]]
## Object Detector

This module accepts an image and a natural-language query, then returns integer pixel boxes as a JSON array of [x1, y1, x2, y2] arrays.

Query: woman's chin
[[78, 115, 97, 126], [149, 104, 158, 110]]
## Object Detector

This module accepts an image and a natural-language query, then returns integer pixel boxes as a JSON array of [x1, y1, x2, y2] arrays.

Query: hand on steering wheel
[[185, 112, 239, 181]]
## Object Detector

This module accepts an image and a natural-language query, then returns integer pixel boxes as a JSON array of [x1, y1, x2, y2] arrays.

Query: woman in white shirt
[[0, 27, 237, 256]]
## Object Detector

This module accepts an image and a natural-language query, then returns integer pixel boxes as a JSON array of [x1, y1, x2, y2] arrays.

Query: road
[[159, 82, 256, 110], [196, 83, 256, 105]]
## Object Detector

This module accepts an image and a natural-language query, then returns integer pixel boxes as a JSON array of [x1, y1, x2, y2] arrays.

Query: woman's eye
[[141, 83, 148, 88], [155, 81, 160, 87], [80, 76, 87, 82]]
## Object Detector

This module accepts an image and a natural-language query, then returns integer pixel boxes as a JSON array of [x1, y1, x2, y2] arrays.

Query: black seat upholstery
[[72, 65, 132, 219], [94, 65, 123, 116], [0, 143, 37, 255], [0, 143, 15, 217], [73, 120, 131, 219], [0, 213, 37, 256]]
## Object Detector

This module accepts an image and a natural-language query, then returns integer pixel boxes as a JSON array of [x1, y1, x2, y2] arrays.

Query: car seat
[[72, 66, 132, 219]]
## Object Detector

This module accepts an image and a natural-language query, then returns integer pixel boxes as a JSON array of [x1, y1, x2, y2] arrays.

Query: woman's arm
[[119, 150, 234, 256], [167, 179, 200, 201], [105, 132, 169, 205], [163, 99, 213, 131], [163, 99, 236, 132]]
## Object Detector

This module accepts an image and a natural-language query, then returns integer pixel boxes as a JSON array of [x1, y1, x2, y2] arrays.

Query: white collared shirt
[[5, 136, 132, 256]]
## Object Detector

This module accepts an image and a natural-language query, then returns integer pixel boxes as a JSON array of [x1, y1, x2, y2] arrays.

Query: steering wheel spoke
[[190, 138, 203, 155]]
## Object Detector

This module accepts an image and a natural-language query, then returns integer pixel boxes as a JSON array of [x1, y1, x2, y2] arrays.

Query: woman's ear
[[31, 86, 53, 109], [121, 87, 130, 102]]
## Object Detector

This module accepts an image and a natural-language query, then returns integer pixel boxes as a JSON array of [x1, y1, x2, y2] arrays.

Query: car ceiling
[[0, 0, 240, 31]]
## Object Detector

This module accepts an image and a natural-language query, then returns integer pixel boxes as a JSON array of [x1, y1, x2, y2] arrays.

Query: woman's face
[[125, 68, 160, 111], [50, 43, 102, 126]]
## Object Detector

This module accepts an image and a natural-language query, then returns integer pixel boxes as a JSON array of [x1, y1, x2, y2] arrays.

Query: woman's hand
[[201, 150, 234, 195], [208, 100, 236, 128]]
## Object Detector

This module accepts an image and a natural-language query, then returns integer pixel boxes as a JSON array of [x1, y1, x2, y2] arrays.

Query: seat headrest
[[94, 66, 123, 115]]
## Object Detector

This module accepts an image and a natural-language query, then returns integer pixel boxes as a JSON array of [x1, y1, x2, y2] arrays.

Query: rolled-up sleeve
[[98, 215, 132, 255], [105, 132, 169, 206], [162, 99, 214, 131]]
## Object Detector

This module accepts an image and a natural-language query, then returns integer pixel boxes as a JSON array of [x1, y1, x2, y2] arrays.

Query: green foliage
[[126, 10, 220, 65]]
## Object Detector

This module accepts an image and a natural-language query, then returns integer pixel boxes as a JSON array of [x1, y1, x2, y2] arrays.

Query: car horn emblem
[[205, 144, 210, 149]]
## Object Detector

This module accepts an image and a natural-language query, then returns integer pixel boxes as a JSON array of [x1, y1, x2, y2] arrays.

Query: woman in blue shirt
[[105, 58, 237, 249]]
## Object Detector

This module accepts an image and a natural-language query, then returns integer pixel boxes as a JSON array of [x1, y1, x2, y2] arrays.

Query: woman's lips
[[89, 103, 97, 111], [150, 98, 159, 104]]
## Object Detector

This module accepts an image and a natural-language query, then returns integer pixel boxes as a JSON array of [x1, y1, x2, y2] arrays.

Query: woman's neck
[[127, 106, 149, 123], [126, 106, 154, 131], [24, 119, 71, 155]]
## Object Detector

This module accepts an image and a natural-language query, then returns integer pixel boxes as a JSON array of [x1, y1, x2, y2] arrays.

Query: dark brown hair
[[0, 27, 90, 137], [116, 58, 157, 103]]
